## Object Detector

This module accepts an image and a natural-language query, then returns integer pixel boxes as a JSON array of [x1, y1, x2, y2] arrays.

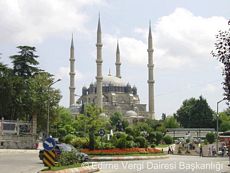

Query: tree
[[212, 24, 230, 104], [10, 46, 40, 77], [219, 109, 230, 132], [0, 60, 14, 119], [155, 132, 163, 145], [163, 135, 173, 145], [220, 121, 230, 132], [0, 47, 62, 135], [163, 116, 180, 128], [175, 96, 215, 128], [74, 105, 107, 150], [110, 112, 122, 127], [52, 107, 73, 137], [206, 132, 215, 144]]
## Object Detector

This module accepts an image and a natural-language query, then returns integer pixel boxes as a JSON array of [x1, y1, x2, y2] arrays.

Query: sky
[[0, 0, 229, 119]]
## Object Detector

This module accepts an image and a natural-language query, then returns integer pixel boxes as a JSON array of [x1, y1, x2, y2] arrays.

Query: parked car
[[39, 143, 89, 162]]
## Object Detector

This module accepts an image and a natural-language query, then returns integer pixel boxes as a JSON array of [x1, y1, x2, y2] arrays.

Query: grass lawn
[[42, 163, 82, 171], [156, 144, 170, 148]]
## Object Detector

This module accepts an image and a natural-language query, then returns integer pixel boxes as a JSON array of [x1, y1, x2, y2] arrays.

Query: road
[[0, 150, 229, 173], [95, 155, 230, 173], [0, 149, 43, 173]]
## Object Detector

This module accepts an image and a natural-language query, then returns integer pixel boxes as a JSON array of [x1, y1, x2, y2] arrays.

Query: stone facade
[[70, 18, 155, 120], [79, 75, 148, 117]]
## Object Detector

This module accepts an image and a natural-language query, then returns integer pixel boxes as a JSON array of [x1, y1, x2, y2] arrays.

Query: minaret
[[69, 34, 75, 107], [115, 41, 121, 78], [147, 22, 155, 119], [96, 15, 103, 109]]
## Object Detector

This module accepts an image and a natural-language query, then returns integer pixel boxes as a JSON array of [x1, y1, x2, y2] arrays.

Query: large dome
[[94, 75, 127, 86], [125, 110, 138, 117]]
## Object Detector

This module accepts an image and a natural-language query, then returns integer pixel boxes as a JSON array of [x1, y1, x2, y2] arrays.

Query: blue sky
[[0, 0, 229, 119]]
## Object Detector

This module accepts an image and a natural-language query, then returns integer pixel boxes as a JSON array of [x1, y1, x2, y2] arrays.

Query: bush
[[163, 135, 173, 144], [71, 137, 89, 149], [150, 144, 156, 148], [125, 127, 135, 136], [63, 134, 76, 144], [155, 132, 163, 145], [58, 151, 79, 166], [103, 142, 115, 149], [116, 136, 127, 149], [206, 132, 215, 144], [126, 135, 134, 141], [135, 136, 148, 148], [57, 128, 67, 138]]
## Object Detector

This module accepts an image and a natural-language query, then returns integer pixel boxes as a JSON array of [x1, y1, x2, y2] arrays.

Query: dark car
[[39, 143, 89, 162]]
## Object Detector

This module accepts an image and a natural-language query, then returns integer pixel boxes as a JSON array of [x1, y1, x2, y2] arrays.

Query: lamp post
[[216, 98, 225, 152], [47, 79, 61, 137]]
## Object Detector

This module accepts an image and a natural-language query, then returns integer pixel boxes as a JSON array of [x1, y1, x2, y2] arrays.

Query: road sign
[[98, 129, 105, 137], [43, 150, 56, 168], [43, 137, 56, 151]]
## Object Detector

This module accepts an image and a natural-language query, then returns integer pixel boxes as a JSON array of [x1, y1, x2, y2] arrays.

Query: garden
[[50, 105, 175, 156]]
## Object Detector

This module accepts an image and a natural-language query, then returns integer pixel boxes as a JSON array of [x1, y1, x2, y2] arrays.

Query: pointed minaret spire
[[71, 33, 74, 48], [69, 34, 76, 107], [108, 68, 111, 76], [148, 21, 152, 49], [96, 14, 103, 109], [115, 40, 121, 78], [97, 13, 102, 43], [147, 21, 155, 119]]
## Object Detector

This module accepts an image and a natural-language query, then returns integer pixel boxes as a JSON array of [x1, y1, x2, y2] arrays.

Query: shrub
[[135, 136, 148, 148], [186, 139, 190, 143], [126, 135, 134, 141], [57, 128, 67, 138], [163, 135, 173, 144], [116, 137, 127, 149], [125, 127, 135, 136], [58, 151, 79, 166], [63, 134, 76, 144], [103, 142, 115, 149], [71, 137, 89, 149], [155, 132, 163, 145], [150, 144, 156, 148], [206, 132, 215, 144]]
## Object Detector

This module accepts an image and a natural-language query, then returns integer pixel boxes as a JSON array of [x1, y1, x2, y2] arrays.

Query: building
[[69, 17, 155, 120]]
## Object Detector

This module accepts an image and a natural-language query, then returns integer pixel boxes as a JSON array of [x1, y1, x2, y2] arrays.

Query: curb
[[0, 149, 38, 153], [40, 166, 99, 173], [90, 155, 169, 161]]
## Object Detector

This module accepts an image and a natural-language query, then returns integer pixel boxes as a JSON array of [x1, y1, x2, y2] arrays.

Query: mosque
[[69, 17, 155, 121]]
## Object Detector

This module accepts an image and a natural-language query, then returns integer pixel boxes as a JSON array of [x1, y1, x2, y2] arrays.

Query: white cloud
[[203, 83, 218, 93], [56, 66, 83, 81], [104, 34, 147, 65], [154, 8, 228, 69], [103, 8, 228, 70], [0, 0, 104, 44]]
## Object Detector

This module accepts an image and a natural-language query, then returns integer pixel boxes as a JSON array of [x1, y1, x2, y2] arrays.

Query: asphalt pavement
[[96, 155, 230, 173], [0, 149, 43, 173]]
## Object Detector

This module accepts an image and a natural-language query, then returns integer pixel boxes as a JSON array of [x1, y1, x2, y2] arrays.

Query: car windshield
[[57, 144, 77, 152]]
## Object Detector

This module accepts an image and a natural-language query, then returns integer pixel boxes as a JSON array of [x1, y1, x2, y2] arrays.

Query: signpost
[[98, 129, 105, 149], [98, 129, 105, 137], [43, 150, 56, 167], [43, 137, 57, 168], [43, 137, 56, 151]]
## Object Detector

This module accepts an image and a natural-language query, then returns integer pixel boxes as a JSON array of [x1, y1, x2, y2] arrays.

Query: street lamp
[[47, 79, 61, 137], [216, 98, 226, 152]]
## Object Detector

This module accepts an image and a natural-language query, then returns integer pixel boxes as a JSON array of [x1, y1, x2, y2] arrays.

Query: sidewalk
[[0, 149, 38, 153], [40, 166, 99, 173], [90, 155, 169, 161]]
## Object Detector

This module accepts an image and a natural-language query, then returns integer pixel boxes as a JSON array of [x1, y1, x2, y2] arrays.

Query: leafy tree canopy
[[175, 96, 215, 128], [212, 24, 230, 104]]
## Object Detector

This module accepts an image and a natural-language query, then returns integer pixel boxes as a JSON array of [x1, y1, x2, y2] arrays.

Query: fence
[[0, 117, 32, 135]]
